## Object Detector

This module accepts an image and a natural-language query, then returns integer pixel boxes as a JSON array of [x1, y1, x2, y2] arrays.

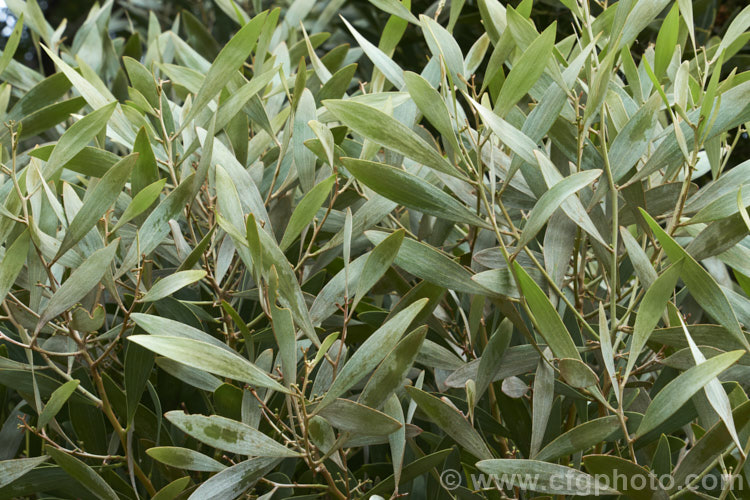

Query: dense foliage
[[2, 0, 750, 498]]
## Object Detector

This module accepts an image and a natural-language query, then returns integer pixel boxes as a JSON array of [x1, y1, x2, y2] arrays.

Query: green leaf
[[147, 447, 226, 472], [477, 319, 513, 400], [0, 14, 23, 76], [42, 102, 117, 177], [495, 23, 555, 117], [366, 230, 491, 295], [0, 456, 47, 489], [514, 262, 581, 360], [678, 314, 743, 454], [36, 240, 119, 334], [270, 295, 297, 388], [316, 298, 428, 411], [57, 154, 136, 258], [37, 379, 79, 428], [187, 457, 280, 500], [468, 95, 540, 165], [317, 398, 403, 435], [112, 178, 167, 232], [530, 347, 554, 457], [176, 10, 268, 134], [420, 14, 465, 88], [369, 0, 419, 24], [359, 326, 427, 409], [353, 229, 405, 310], [343, 158, 489, 228], [307, 119, 335, 168], [45, 446, 118, 500], [654, 4, 679, 79], [340, 16, 404, 88], [640, 209, 750, 350], [293, 89, 317, 192], [128, 336, 288, 393], [535, 416, 620, 461], [716, 4, 750, 60], [403, 71, 459, 152], [624, 260, 683, 380], [124, 340, 154, 427], [476, 459, 619, 495], [118, 173, 199, 276], [636, 350, 744, 437], [131, 127, 159, 195], [518, 170, 602, 249], [151, 477, 191, 500], [323, 99, 461, 178], [559, 357, 599, 389], [140, 270, 207, 302], [0, 230, 30, 303], [672, 400, 750, 487], [164, 411, 301, 457], [583, 455, 668, 500], [279, 175, 335, 251], [405, 386, 493, 460]]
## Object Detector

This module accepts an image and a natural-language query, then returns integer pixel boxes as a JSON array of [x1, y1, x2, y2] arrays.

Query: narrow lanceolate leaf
[[46, 446, 118, 500], [187, 457, 280, 500], [270, 299, 297, 388], [279, 175, 335, 251], [359, 326, 427, 409], [640, 209, 750, 350], [353, 229, 405, 310], [112, 178, 167, 232], [131, 313, 233, 352], [57, 154, 137, 258], [323, 99, 462, 178], [0, 456, 47, 489], [494, 23, 555, 117], [625, 260, 683, 381], [672, 400, 750, 487], [366, 230, 491, 295], [514, 262, 581, 360], [164, 411, 301, 457], [369, 0, 419, 24], [0, 13, 23, 76], [468, 95, 540, 165], [294, 89, 317, 192], [128, 336, 288, 393], [139, 270, 207, 302], [317, 399, 403, 435], [476, 460, 619, 496], [177, 11, 268, 134], [518, 170, 602, 249], [36, 240, 119, 334], [559, 358, 599, 388], [316, 299, 428, 411], [598, 304, 619, 403], [37, 380, 79, 428], [636, 350, 744, 437], [147, 447, 226, 472], [535, 416, 621, 461], [339, 16, 405, 88], [119, 173, 198, 276], [0, 230, 30, 303], [344, 158, 489, 228], [530, 348, 553, 457], [405, 386, 493, 460], [404, 71, 459, 152], [679, 314, 743, 455], [42, 102, 117, 177], [477, 319, 514, 400]]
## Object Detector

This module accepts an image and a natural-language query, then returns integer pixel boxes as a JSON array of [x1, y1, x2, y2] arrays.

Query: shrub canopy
[[2, 0, 750, 498]]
